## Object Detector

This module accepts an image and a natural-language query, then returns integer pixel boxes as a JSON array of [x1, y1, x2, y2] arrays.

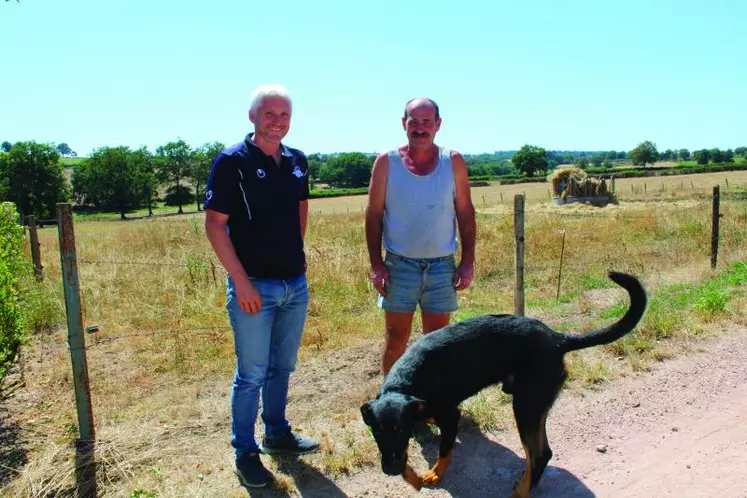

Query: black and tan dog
[[361, 271, 646, 498]]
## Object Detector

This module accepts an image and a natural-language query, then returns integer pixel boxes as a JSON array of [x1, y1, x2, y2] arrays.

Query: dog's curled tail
[[560, 271, 647, 353]]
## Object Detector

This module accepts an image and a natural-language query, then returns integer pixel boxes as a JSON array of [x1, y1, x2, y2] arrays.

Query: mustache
[[411, 132, 430, 138]]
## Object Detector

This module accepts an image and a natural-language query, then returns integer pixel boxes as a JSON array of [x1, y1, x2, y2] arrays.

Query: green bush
[[0, 202, 27, 377], [309, 187, 368, 199]]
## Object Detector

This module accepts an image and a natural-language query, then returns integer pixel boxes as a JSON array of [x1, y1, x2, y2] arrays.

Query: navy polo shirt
[[204, 134, 310, 279]]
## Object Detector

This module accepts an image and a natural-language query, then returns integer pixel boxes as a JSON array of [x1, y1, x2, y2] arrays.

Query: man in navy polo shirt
[[204, 83, 318, 489]]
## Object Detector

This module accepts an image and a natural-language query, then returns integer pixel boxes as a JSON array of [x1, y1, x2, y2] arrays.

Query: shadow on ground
[[414, 420, 595, 498], [241, 454, 348, 497], [0, 381, 29, 489]]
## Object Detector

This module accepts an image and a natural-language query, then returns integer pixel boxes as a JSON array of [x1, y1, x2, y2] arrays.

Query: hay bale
[[547, 167, 615, 205], [548, 167, 587, 197]]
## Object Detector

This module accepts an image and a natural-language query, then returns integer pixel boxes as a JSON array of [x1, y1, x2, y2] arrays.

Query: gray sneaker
[[235, 453, 271, 488], [261, 431, 319, 456]]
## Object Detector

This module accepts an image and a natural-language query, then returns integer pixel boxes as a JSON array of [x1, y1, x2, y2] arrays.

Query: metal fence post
[[514, 194, 525, 316], [711, 186, 720, 269]]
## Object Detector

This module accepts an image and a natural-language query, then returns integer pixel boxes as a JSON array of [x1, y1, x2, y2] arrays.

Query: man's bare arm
[[365, 153, 389, 267], [299, 200, 308, 241], [452, 150, 476, 289], [205, 210, 248, 280], [205, 209, 261, 313], [365, 153, 390, 296]]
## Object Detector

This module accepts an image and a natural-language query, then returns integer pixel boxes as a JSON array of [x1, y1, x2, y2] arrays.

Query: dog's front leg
[[402, 463, 423, 490], [421, 408, 460, 487]]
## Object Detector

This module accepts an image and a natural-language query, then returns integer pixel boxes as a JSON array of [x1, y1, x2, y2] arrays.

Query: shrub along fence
[[0, 202, 27, 378]]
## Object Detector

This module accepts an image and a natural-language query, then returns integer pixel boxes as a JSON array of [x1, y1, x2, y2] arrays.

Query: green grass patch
[[604, 261, 746, 358], [73, 203, 201, 221]]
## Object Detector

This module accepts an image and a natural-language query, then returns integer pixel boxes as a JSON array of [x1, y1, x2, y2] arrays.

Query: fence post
[[57, 203, 97, 496], [57, 203, 95, 438], [711, 186, 720, 269], [27, 215, 43, 280], [514, 194, 525, 316], [556, 230, 566, 301]]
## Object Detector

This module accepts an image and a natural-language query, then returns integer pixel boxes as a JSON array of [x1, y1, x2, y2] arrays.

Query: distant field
[[308, 170, 747, 214], [59, 157, 86, 166], [55, 162, 747, 219]]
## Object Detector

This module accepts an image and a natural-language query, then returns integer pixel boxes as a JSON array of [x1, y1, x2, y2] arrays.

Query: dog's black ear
[[360, 401, 374, 425]]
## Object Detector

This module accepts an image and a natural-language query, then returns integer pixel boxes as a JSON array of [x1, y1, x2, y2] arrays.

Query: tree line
[[0, 140, 224, 220], [509, 141, 745, 178], [1, 139, 744, 219]]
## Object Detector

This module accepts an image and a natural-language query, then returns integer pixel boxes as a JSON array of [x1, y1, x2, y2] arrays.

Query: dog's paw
[[421, 469, 443, 487]]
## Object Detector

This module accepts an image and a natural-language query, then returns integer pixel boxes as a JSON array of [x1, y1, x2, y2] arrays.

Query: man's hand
[[234, 275, 262, 314], [453, 261, 474, 291], [370, 262, 390, 297]]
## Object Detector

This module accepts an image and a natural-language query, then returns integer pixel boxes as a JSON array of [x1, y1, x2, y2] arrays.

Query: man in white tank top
[[365, 97, 477, 375]]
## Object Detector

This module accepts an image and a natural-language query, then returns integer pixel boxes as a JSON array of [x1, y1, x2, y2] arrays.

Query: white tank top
[[382, 147, 457, 258]]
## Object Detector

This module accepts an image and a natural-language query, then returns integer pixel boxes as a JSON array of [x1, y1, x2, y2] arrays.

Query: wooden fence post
[[27, 215, 43, 280], [711, 186, 720, 269], [57, 203, 97, 496], [514, 194, 525, 316]]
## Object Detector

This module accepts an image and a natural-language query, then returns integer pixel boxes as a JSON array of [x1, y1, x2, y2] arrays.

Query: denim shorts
[[377, 252, 458, 313]]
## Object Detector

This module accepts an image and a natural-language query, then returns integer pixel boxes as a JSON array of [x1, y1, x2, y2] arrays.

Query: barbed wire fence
[[16, 181, 746, 492]]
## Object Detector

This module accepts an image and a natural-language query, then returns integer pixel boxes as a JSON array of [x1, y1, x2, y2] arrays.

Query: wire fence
[[27, 192, 744, 354], [14, 186, 746, 496]]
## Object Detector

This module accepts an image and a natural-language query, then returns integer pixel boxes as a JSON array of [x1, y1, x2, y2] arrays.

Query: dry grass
[[2, 171, 746, 496]]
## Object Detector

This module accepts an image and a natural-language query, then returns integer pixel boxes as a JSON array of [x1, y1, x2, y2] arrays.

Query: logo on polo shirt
[[292, 165, 305, 178], [257, 169, 266, 179], [206, 190, 213, 200]]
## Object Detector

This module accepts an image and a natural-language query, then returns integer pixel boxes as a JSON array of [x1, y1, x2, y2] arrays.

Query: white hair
[[249, 84, 292, 116]]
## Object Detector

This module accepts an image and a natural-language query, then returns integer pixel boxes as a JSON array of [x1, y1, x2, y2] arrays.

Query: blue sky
[[1, 0, 745, 156]]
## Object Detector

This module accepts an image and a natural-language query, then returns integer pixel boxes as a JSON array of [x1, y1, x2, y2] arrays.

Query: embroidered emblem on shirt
[[205, 190, 213, 200], [292, 165, 305, 178], [257, 169, 266, 179]]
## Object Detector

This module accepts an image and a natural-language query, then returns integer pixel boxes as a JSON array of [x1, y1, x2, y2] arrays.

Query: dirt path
[[321, 326, 747, 498]]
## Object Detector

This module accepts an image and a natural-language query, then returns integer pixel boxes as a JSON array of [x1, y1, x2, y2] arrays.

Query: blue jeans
[[226, 274, 309, 458], [377, 252, 458, 313]]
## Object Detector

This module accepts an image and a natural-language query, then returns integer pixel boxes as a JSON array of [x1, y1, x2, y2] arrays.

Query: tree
[[56, 142, 76, 157], [319, 152, 373, 187], [709, 148, 733, 163], [602, 158, 613, 168], [616, 151, 627, 160], [629, 141, 658, 168], [1, 142, 11, 153], [190, 142, 225, 212], [0, 141, 69, 219], [589, 155, 603, 167], [307, 153, 324, 183], [693, 149, 710, 165], [155, 139, 192, 214], [678, 149, 690, 161], [574, 157, 589, 169], [511, 145, 549, 178], [131, 147, 158, 216], [734, 146, 747, 156], [72, 146, 150, 219]]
